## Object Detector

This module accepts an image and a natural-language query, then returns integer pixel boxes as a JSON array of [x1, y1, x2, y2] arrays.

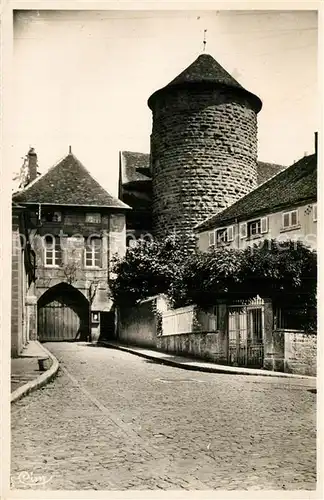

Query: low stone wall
[[284, 330, 317, 376], [157, 331, 228, 364]]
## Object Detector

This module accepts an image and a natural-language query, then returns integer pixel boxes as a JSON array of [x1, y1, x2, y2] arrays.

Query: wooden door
[[38, 300, 82, 341]]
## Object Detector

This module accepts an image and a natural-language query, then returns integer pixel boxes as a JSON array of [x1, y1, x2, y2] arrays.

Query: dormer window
[[41, 210, 62, 222]]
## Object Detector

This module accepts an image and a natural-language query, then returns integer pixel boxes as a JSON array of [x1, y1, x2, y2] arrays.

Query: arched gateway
[[37, 283, 90, 342]]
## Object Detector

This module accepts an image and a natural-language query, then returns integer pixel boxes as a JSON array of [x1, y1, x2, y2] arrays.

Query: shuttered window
[[215, 226, 234, 246], [282, 210, 298, 229], [248, 219, 261, 237]]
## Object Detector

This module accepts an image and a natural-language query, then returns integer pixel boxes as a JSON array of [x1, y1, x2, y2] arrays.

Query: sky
[[11, 9, 318, 197]]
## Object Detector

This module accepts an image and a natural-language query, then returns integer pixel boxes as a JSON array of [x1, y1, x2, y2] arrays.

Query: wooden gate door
[[228, 298, 264, 368], [38, 283, 90, 342], [38, 300, 81, 341]]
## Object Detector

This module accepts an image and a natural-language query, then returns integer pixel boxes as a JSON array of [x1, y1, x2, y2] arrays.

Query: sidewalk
[[11, 341, 59, 403], [98, 340, 316, 380]]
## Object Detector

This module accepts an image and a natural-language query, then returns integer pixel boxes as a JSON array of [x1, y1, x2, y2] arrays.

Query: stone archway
[[37, 283, 90, 342]]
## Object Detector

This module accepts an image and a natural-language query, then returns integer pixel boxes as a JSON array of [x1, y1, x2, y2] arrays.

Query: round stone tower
[[147, 53, 262, 242]]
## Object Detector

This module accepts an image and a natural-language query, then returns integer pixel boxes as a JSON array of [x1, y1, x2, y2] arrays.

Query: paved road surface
[[11, 342, 316, 491]]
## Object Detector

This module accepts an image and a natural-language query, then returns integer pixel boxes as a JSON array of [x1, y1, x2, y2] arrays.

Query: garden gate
[[227, 296, 264, 368]]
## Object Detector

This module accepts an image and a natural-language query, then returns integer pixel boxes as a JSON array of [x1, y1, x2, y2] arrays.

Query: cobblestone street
[[11, 342, 316, 491]]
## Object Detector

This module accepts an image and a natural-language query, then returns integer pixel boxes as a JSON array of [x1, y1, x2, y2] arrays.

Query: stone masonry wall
[[284, 331, 317, 376], [11, 216, 24, 357], [150, 87, 258, 241], [33, 212, 126, 312]]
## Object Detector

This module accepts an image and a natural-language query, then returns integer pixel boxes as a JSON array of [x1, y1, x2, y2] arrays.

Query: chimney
[[315, 132, 318, 155], [27, 147, 38, 183]]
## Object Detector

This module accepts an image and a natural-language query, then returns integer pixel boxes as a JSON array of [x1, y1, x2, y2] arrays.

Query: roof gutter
[[17, 202, 132, 211]]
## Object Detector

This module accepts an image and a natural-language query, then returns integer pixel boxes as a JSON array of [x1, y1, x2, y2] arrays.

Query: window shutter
[[313, 204, 317, 222], [261, 216, 268, 234], [282, 213, 290, 228], [209, 230, 215, 247], [240, 222, 247, 239], [227, 226, 234, 242], [291, 210, 298, 226]]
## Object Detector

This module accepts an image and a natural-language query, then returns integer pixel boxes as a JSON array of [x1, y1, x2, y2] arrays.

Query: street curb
[[98, 341, 316, 380], [11, 342, 60, 404]]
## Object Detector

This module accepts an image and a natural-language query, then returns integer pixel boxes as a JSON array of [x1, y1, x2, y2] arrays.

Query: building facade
[[13, 148, 129, 343], [195, 147, 317, 252], [11, 202, 37, 357]]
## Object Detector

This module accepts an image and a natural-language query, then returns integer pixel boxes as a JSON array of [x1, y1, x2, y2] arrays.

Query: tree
[[183, 246, 245, 307], [110, 236, 317, 331], [110, 235, 190, 308]]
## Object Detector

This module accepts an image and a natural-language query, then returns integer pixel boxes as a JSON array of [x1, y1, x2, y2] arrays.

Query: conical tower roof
[[148, 53, 262, 112]]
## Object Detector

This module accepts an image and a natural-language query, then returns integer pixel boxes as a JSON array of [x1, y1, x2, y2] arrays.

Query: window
[[41, 210, 62, 222], [313, 204, 317, 222], [215, 226, 234, 246], [246, 217, 268, 238], [248, 219, 261, 237], [85, 213, 101, 224], [85, 237, 101, 268], [282, 210, 298, 229], [44, 235, 61, 267]]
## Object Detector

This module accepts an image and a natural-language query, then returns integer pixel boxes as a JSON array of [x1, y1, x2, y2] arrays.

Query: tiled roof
[[168, 53, 244, 89], [148, 54, 262, 112], [257, 161, 287, 185], [13, 152, 130, 209], [120, 151, 151, 185], [195, 154, 317, 232]]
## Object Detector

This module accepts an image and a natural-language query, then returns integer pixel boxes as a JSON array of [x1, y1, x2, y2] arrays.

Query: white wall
[[197, 202, 317, 252]]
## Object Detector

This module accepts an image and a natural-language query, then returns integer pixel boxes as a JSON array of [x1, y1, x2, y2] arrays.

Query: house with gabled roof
[[195, 135, 317, 252], [13, 147, 130, 344]]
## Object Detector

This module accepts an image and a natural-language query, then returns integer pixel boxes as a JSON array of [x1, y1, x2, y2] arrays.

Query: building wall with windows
[[31, 207, 126, 313], [197, 201, 317, 252]]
